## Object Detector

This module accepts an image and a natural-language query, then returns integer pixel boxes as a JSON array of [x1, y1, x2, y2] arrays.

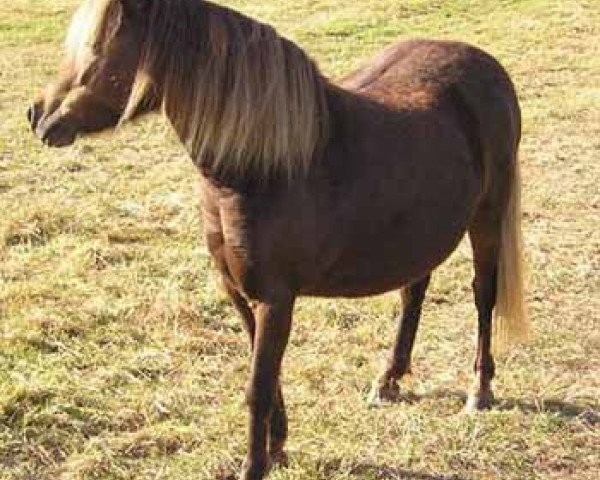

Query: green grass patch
[[1, 1, 599, 479]]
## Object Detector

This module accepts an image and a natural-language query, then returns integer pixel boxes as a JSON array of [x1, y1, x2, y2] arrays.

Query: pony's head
[[29, 0, 329, 180], [27, 0, 155, 147]]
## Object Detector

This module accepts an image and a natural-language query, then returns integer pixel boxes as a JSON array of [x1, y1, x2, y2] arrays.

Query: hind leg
[[369, 275, 431, 405], [465, 216, 500, 412]]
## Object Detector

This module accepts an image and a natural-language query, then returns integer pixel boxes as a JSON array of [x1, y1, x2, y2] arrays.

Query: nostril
[[27, 103, 42, 130]]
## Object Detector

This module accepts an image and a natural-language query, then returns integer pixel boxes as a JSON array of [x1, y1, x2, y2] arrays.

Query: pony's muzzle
[[33, 108, 79, 148]]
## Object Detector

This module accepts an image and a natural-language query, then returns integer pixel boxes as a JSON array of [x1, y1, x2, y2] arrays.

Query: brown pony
[[28, 1, 528, 478]]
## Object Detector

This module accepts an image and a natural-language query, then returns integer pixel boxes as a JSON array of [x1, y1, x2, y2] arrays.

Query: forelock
[[65, 0, 122, 68]]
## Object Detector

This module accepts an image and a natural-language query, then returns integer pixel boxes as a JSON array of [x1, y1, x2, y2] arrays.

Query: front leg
[[242, 292, 294, 480], [223, 281, 289, 465]]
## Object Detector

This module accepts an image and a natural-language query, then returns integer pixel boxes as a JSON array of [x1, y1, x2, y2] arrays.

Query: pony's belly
[[300, 275, 414, 298], [299, 213, 470, 298], [300, 256, 433, 298]]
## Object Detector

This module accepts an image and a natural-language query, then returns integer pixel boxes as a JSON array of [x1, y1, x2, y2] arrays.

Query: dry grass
[[1, 1, 599, 479]]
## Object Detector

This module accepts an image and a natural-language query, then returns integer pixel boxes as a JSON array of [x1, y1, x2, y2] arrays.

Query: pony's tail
[[493, 155, 529, 350]]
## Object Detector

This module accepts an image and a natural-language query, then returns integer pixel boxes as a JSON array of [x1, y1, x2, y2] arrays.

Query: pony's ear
[[120, 0, 152, 19]]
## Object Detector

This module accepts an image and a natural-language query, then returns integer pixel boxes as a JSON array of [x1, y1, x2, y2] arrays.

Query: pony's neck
[[135, 0, 330, 183]]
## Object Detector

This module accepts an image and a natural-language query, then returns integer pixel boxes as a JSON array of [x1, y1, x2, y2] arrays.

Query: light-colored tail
[[494, 157, 529, 349]]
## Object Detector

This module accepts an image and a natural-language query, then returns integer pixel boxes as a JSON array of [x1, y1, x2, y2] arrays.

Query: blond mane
[[65, 0, 122, 71], [117, 0, 329, 179]]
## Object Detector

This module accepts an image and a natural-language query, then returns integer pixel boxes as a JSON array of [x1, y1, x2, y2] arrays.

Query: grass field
[[1, 0, 599, 479]]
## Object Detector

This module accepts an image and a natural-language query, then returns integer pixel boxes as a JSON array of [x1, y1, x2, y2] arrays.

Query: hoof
[[463, 390, 494, 413], [270, 449, 289, 468], [368, 378, 401, 407], [240, 457, 271, 480]]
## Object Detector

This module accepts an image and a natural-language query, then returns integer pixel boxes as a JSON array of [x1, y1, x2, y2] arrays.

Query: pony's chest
[[200, 182, 264, 296]]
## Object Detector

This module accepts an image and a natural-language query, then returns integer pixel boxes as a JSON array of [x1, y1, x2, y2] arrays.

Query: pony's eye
[[74, 56, 99, 87]]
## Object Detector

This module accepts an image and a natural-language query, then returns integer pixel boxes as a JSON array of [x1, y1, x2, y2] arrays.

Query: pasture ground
[[1, 1, 599, 479]]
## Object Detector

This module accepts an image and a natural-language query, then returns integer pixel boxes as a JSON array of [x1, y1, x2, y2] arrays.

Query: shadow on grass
[[319, 459, 470, 480], [214, 458, 469, 480], [394, 388, 599, 421], [213, 390, 598, 480]]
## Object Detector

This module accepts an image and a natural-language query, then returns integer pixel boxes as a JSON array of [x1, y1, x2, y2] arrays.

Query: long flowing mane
[[122, 0, 330, 179]]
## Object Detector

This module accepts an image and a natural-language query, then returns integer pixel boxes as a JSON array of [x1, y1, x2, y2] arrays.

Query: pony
[[28, 1, 528, 478]]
